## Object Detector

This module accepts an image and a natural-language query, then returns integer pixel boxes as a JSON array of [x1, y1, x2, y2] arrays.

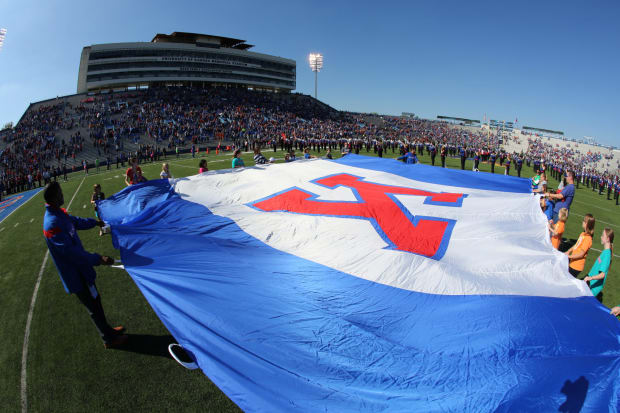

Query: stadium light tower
[[308, 53, 323, 100], [0, 28, 7, 53]]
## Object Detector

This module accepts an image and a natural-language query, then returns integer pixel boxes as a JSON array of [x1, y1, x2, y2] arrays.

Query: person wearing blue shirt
[[43, 182, 127, 349], [547, 171, 576, 222], [542, 198, 554, 222], [490, 152, 496, 174], [459, 147, 466, 170], [397, 148, 418, 164]]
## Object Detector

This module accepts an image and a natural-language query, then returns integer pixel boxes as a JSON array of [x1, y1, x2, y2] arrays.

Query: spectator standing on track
[[42, 182, 127, 349], [198, 159, 209, 174]]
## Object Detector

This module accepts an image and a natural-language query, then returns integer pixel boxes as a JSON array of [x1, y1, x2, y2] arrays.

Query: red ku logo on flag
[[251, 174, 466, 260]]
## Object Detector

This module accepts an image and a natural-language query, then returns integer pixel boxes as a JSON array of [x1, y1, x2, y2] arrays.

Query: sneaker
[[104, 334, 128, 349]]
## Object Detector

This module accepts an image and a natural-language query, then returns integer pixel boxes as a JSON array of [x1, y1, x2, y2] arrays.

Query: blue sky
[[0, 0, 619, 145]]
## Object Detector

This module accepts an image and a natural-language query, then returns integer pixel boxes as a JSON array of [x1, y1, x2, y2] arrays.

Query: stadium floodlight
[[0, 28, 7, 52], [308, 53, 323, 100]]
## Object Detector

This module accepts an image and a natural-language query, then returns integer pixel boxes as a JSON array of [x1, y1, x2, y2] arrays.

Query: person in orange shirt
[[549, 208, 568, 249], [565, 214, 595, 277]]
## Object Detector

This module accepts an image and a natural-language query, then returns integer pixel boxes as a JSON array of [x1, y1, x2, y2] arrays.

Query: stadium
[[1, 20, 620, 413]]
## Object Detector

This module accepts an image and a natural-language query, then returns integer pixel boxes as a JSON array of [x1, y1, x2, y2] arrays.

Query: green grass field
[[1, 148, 618, 412]]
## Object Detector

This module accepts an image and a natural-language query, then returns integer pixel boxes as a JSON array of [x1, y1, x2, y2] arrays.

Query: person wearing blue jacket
[[43, 182, 127, 349], [397, 147, 418, 164]]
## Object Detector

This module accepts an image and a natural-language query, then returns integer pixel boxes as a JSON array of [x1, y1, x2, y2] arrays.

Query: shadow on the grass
[[116, 334, 175, 358], [559, 238, 577, 252]]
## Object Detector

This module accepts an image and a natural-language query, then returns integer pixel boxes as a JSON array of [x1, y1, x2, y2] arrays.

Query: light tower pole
[[0, 28, 7, 53], [308, 53, 323, 100]]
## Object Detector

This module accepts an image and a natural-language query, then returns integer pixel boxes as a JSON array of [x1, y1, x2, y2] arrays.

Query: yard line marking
[[591, 247, 620, 259], [83, 204, 86, 209], [14, 222, 19, 228], [21, 175, 85, 413], [29, 218, 34, 223], [0, 227, 4, 232], [104, 178, 112, 180], [571, 213, 618, 229], [573, 199, 613, 212]]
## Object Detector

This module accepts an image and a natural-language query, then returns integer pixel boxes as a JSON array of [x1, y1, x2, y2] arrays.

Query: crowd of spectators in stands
[[2, 87, 618, 200]]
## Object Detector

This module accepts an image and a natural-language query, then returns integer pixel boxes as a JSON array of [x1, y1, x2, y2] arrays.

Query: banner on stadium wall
[[98, 155, 620, 412]]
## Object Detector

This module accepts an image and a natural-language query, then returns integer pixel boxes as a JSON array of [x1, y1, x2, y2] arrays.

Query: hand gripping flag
[[98, 155, 620, 412]]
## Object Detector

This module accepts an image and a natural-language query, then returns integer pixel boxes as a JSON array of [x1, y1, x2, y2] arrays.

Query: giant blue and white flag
[[98, 155, 620, 412]]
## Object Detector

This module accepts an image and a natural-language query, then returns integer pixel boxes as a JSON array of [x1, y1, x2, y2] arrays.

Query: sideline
[[0, 188, 44, 225], [20, 176, 86, 413]]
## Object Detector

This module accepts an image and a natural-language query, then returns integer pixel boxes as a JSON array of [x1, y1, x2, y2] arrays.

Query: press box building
[[77, 32, 296, 93]]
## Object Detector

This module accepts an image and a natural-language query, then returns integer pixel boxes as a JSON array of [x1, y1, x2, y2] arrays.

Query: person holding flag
[[43, 182, 127, 349], [583, 228, 613, 302], [125, 157, 146, 186], [397, 147, 418, 164]]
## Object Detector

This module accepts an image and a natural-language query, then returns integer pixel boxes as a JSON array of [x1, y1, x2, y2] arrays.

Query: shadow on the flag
[[558, 375, 588, 413], [122, 251, 154, 267]]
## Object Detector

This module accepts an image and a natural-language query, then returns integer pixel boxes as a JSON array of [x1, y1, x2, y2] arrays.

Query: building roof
[[151, 32, 253, 50]]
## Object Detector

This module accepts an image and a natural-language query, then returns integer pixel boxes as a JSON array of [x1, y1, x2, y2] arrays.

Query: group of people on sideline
[[536, 167, 615, 304]]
